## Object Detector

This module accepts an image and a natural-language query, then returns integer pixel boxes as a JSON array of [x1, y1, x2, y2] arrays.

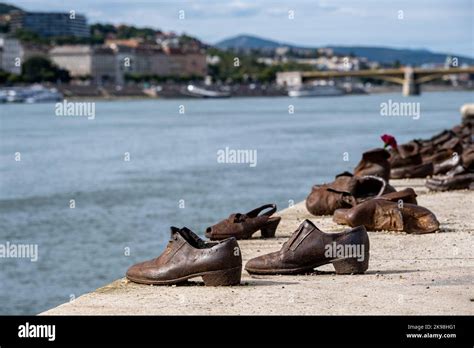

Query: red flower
[[381, 134, 397, 149]]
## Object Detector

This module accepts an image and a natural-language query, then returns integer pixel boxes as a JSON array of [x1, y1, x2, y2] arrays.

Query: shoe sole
[[127, 266, 242, 286], [246, 256, 369, 275]]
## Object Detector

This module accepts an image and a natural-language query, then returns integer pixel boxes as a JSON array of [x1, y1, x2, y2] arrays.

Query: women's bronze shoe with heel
[[205, 204, 281, 240]]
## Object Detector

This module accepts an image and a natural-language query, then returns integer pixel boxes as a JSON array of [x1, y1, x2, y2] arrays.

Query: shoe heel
[[202, 266, 241, 286], [332, 253, 369, 274], [260, 217, 281, 238]]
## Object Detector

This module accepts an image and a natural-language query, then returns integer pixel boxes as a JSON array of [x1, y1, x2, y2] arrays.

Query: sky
[[8, 0, 474, 57]]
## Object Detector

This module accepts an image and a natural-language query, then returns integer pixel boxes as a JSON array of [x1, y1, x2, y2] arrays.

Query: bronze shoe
[[425, 129, 455, 147], [205, 204, 281, 240], [306, 173, 395, 216], [462, 145, 474, 170], [426, 164, 474, 191], [433, 154, 461, 175], [245, 219, 369, 275], [354, 148, 391, 181], [397, 140, 421, 158], [390, 162, 434, 179], [126, 227, 242, 286], [390, 152, 423, 169], [333, 199, 439, 234], [333, 188, 418, 223]]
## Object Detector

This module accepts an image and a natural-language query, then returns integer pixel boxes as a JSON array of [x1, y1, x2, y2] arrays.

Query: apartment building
[[9, 11, 89, 38], [49, 43, 207, 85], [1, 37, 48, 74]]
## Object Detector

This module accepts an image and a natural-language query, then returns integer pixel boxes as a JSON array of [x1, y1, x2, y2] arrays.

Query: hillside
[[0, 2, 22, 14], [216, 34, 474, 66]]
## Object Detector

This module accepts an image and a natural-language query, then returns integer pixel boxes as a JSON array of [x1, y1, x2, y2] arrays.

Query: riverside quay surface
[[41, 179, 473, 315]]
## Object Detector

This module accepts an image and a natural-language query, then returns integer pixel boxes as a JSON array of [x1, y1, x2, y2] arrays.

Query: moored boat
[[288, 82, 345, 97], [184, 85, 231, 98]]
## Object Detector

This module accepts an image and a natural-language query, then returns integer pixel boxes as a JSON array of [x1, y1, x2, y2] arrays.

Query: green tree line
[[0, 56, 70, 84]]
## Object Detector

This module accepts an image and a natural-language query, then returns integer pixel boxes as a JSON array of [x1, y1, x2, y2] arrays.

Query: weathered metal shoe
[[333, 188, 418, 224], [205, 204, 281, 240], [462, 145, 474, 170], [390, 152, 423, 169], [396, 140, 421, 158], [333, 199, 439, 234], [354, 148, 391, 181], [306, 173, 395, 216], [390, 162, 434, 179], [426, 164, 474, 191], [126, 227, 242, 286], [245, 219, 369, 275]]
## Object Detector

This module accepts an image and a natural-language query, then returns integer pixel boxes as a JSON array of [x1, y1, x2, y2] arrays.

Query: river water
[[0, 91, 472, 314]]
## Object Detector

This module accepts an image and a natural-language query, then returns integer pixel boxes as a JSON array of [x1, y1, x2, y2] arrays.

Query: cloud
[[172, 0, 261, 18]]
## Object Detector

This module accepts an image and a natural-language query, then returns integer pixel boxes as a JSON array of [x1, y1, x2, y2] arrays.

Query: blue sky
[[9, 0, 474, 57]]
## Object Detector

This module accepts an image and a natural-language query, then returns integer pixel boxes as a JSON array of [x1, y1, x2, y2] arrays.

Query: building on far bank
[[9, 11, 89, 38], [49, 45, 116, 84], [49, 45, 93, 77], [168, 50, 207, 77], [276, 71, 303, 87], [1, 37, 48, 74], [49, 42, 207, 85], [0, 35, 3, 69]]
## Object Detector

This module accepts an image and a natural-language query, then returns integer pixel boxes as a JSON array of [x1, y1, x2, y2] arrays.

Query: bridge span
[[276, 67, 474, 95]]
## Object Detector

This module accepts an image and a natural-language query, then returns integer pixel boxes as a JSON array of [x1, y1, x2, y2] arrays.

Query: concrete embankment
[[41, 179, 473, 315]]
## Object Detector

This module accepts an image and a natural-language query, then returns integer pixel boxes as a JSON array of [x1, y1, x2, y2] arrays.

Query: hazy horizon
[[5, 0, 474, 57]]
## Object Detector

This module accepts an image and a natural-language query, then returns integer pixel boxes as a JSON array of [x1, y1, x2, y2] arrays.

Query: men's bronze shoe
[[205, 204, 281, 240], [333, 188, 418, 223], [245, 219, 369, 275], [426, 164, 474, 191], [333, 199, 439, 234], [390, 152, 422, 169], [426, 129, 455, 147], [462, 145, 474, 170], [396, 141, 421, 158], [126, 227, 242, 286], [374, 187, 418, 204], [354, 148, 391, 181], [426, 173, 474, 191], [433, 154, 461, 175], [306, 173, 395, 216], [390, 162, 434, 179], [421, 138, 463, 165]]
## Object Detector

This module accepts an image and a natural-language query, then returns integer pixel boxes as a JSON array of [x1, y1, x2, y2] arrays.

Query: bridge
[[277, 67, 474, 96]]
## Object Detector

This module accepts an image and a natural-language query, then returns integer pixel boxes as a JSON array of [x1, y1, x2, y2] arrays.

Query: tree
[[14, 29, 48, 44], [21, 56, 70, 83], [0, 69, 14, 84]]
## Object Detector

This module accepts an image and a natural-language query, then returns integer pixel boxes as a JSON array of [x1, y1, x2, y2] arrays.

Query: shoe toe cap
[[126, 262, 143, 281], [245, 252, 280, 273], [126, 260, 155, 282]]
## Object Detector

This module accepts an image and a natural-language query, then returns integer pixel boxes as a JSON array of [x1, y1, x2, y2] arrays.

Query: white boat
[[288, 83, 345, 97], [1, 86, 63, 103], [185, 85, 231, 98], [25, 89, 62, 103]]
